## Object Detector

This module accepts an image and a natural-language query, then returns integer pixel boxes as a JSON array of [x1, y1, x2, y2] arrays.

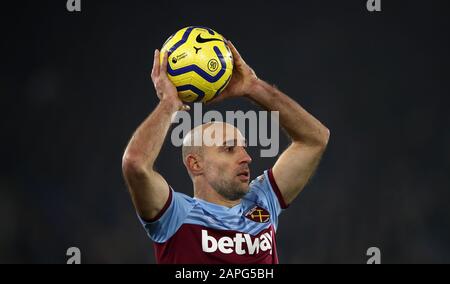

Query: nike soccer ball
[[160, 26, 233, 103]]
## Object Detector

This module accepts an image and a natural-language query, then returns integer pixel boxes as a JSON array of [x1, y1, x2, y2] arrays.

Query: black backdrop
[[1, 0, 449, 263]]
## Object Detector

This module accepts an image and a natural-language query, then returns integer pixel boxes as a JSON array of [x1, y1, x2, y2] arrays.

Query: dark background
[[1, 0, 449, 263]]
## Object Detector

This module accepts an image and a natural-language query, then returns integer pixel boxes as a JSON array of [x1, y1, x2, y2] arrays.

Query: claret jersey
[[138, 169, 289, 264]]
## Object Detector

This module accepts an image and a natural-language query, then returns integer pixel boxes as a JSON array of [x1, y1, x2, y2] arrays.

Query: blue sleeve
[[246, 169, 289, 230], [138, 187, 195, 243]]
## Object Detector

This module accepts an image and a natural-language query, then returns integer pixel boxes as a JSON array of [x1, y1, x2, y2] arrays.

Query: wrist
[[159, 96, 183, 113], [243, 78, 261, 97]]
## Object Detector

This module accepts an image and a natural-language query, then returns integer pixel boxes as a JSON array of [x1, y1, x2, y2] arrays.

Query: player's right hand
[[205, 41, 259, 106], [151, 50, 190, 111]]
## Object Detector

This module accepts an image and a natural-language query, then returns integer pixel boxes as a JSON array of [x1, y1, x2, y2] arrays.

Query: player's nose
[[238, 147, 252, 165]]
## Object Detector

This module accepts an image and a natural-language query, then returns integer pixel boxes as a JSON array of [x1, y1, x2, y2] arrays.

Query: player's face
[[203, 125, 252, 201]]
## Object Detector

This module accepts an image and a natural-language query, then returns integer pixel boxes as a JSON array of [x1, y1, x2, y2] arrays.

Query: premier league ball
[[160, 26, 234, 103]]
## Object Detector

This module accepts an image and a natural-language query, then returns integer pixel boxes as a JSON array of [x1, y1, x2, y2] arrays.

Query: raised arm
[[122, 50, 187, 221], [248, 80, 329, 205], [210, 41, 330, 205]]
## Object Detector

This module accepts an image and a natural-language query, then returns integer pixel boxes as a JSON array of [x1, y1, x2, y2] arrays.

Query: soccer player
[[122, 41, 330, 264]]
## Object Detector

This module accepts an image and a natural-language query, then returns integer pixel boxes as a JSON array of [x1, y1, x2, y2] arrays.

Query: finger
[[160, 51, 169, 74], [152, 49, 160, 78], [227, 41, 244, 63]]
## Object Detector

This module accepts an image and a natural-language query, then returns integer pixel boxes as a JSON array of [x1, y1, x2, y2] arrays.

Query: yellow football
[[160, 26, 233, 103]]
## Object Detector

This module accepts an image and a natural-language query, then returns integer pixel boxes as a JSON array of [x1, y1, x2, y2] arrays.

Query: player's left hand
[[206, 41, 259, 105]]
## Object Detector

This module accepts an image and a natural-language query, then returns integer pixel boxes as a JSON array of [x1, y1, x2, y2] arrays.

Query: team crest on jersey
[[245, 206, 270, 223]]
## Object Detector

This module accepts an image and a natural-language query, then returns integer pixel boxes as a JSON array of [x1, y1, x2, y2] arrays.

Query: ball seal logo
[[208, 59, 219, 72]]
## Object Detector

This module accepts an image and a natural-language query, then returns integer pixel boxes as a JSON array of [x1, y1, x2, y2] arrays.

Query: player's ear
[[186, 154, 204, 176]]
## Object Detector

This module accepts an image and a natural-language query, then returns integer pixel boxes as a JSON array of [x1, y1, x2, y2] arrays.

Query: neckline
[[193, 197, 243, 215]]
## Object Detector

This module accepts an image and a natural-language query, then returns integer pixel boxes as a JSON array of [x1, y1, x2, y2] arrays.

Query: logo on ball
[[208, 59, 219, 72]]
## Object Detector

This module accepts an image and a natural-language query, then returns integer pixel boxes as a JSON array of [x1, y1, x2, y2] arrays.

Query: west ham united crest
[[245, 206, 270, 223]]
